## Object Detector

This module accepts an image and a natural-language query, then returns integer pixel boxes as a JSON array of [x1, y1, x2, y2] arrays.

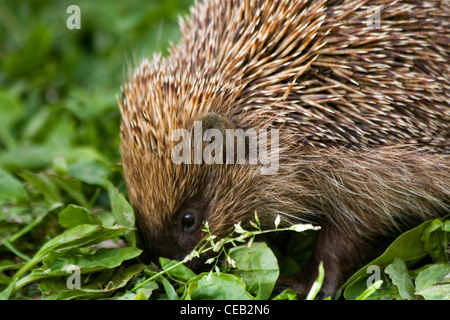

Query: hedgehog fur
[[118, 0, 450, 297]]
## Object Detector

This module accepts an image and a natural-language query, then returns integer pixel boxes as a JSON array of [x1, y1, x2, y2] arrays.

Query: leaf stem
[[131, 222, 319, 292], [3, 241, 30, 262]]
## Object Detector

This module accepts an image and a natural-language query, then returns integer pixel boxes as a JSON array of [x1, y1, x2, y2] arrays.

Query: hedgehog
[[118, 0, 450, 298]]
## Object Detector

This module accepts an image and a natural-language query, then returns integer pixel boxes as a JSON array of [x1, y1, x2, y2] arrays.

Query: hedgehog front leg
[[285, 222, 375, 299]]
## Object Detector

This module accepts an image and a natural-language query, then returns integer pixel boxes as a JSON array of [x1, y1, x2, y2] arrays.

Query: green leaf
[[161, 276, 178, 300], [229, 242, 279, 300], [4, 206, 52, 244], [67, 159, 110, 186], [112, 289, 154, 300], [46, 247, 142, 271], [58, 204, 101, 229], [444, 220, 450, 232], [8, 247, 142, 297], [343, 219, 435, 300], [49, 174, 90, 208], [421, 219, 448, 262], [133, 280, 159, 300], [0, 260, 19, 272], [306, 261, 325, 300], [19, 171, 61, 205], [133, 292, 148, 300], [0, 145, 55, 171], [271, 288, 297, 300], [277, 231, 316, 276], [385, 258, 416, 300], [38, 264, 146, 300], [106, 181, 136, 247], [14, 224, 129, 279], [186, 272, 254, 300], [0, 167, 28, 202], [415, 263, 450, 300], [159, 257, 196, 282], [0, 90, 23, 149], [0, 279, 18, 300], [343, 271, 396, 300], [355, 280, 383, 300], [3, 25, 52, 77]]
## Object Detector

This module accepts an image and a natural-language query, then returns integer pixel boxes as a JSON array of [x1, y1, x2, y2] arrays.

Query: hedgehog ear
[[199, 113, 255, 166], [200, 113, 235, 133], [198, 113, 240, 164]]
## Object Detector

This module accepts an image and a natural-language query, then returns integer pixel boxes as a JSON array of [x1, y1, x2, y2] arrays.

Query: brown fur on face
[[119, 0, 450, 297]]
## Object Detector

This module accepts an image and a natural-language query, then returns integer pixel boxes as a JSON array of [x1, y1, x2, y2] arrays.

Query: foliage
[[342, 218, 450, 300]]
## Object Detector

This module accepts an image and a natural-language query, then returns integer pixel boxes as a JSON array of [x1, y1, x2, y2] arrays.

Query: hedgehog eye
[[181, 212, 195, 230]]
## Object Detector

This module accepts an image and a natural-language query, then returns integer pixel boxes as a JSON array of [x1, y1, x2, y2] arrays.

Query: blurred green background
[[0, 0, 193, 289], [0, 0, 193, 170]]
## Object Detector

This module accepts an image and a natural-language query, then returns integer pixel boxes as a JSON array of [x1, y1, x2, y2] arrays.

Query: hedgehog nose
[[184, 255, 211, 274], [172, 251, 186, 261]]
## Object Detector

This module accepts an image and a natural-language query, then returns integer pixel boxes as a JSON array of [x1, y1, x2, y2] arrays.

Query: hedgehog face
[[140, 176, 211, 266], [121, 140, 267, 270], [119, 80, 295, 271]]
